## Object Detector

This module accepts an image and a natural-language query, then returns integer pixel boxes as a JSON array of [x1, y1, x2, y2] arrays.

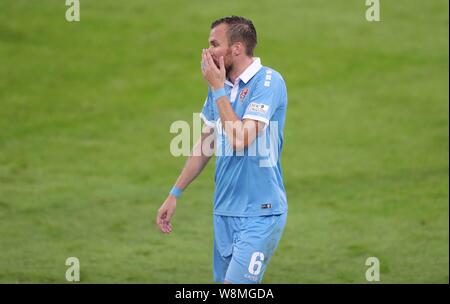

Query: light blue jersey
[[200, 58, 288, 217]]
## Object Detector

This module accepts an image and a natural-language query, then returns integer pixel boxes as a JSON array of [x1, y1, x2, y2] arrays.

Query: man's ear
[[232, 42, 244, 56]]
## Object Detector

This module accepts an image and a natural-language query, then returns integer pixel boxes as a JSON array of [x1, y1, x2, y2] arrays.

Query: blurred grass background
[[0, 0, 448, 283]]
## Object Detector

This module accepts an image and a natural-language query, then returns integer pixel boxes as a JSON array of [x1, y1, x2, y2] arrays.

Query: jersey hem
[[213, 208, 287, 217]]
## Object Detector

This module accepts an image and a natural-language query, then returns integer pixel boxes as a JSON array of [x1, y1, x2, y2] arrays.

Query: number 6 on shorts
[[248, 252, 265, 275]]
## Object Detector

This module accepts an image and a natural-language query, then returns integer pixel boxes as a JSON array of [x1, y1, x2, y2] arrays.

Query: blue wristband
[[170, 186, 182, 198], [212, 87, 226, 102]]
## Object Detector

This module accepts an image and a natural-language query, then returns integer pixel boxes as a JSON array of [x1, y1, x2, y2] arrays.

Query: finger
[[205, 50, 216, 70], [201, 50, 208, 73], [206, 51, 215, 69], [164, 222, 172, 234], [219, 56, 225, 73], [163, 213, 173, 233], [201, 61, 207, 74], [159, 225, 166, 233], [161, 224, 168, 233], [158, 223, 165, 233], [202, 49, 207, 65], [160, 220, 168, 233], [157, 212, 168, 232], [163, 223, 172, 233], [158, 220, 166, 233]]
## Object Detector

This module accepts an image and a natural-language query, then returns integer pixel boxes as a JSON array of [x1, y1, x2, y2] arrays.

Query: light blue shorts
[[213, 212, 287, 284]]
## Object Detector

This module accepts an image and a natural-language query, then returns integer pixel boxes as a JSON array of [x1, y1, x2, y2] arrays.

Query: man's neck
[[227, 56, 254, 84]]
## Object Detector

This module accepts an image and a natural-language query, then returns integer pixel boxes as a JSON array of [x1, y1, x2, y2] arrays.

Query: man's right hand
[[156, 195, 177, 234]]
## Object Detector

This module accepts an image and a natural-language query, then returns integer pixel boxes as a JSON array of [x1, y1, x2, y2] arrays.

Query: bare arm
[[156, 124, 215, 234], [215, 99, 265, 151], [171, 124, 215, 191]]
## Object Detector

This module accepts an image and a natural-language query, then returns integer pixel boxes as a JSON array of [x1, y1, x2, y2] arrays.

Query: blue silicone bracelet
[[170, 186, 183, 198], [212, 87, 226, 102]]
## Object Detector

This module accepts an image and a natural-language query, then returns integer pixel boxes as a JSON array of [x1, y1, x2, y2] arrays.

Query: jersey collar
[[225, 57, 262, 87]]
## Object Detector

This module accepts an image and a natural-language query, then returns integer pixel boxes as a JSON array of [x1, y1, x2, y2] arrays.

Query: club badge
[[239, 88, 249, 102]]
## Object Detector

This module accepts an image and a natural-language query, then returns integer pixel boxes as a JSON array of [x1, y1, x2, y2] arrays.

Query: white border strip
[[242, 114, 269, 125]]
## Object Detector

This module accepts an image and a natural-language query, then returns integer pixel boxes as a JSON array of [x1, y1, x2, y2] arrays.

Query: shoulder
[[253, 66, 286, 90], [262, 66, 284, 80]]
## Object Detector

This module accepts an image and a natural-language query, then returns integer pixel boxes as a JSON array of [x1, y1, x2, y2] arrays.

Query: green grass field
[[0, 0, 448, 283]]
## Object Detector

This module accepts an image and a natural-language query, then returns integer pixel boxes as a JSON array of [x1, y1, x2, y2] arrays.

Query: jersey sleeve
[[199, 88, 216, 127], [242, 74, 284, 125]]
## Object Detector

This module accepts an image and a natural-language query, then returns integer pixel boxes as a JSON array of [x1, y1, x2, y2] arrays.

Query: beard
[[212, 49, 233, 75], [225, 63, 233, 78], [223, 58, 233, 78]]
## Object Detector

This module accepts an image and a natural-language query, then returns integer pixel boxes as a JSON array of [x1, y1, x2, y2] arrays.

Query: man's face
[[208, 23, 233, 72]]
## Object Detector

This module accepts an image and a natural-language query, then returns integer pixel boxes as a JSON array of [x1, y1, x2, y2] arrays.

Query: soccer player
[[156, 16, 288, 284]]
